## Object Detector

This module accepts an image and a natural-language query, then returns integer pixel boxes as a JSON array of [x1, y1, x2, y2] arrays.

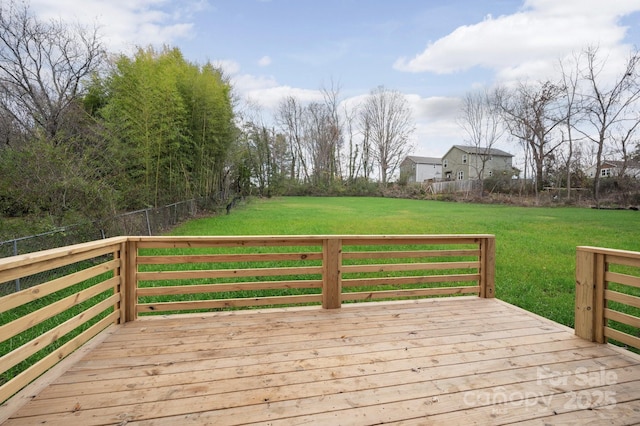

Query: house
[[585, 160, 640, 179], [441, 145, 514, 181], [399, 155, 442, 183]]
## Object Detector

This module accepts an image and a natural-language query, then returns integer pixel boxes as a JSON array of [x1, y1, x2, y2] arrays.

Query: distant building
[[442, 145, 514, 181], [399, 156, 442, 183], [585, 160, 640, 179]]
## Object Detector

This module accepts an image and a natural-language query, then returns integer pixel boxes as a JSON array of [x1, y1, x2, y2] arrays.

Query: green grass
[[171, 196, 640, 328], [2, 196, 638, 396]]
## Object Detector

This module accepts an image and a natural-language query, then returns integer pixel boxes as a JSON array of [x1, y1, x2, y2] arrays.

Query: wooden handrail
[[127, 234, 495, 319], [575, 246, 640, 351]]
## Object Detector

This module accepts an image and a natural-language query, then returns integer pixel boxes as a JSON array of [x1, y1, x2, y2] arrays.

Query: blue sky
[[31, 0, 640, 161]]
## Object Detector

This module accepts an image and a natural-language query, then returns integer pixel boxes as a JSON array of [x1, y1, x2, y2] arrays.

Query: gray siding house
[[399, 156, 443, 183], [442, 145, 513, 181]]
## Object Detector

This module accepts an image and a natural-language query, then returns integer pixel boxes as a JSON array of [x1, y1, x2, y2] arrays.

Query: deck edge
[[0, 323, 119, 424]]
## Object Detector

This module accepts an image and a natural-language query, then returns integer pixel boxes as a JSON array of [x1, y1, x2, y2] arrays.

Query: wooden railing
[[575, 246, 640, 351], [0, 234, 494, 403], [128, 234, 495, 319], [0, 236, 128, 404]]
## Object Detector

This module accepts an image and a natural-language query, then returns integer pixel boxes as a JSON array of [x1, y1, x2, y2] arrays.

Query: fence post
[[479, 236, 495, 298], [124, 239, 138, 322], [575, 247, 596, 341], [13, 240, 20, 292], [322, 237, 342, 309], [144, 209, 152, 236]]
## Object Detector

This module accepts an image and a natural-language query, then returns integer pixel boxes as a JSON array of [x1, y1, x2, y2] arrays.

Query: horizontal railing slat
[[137, 294, 323, 313], [136, 252, 323, 265], [137, 266, 323, 281], [604, 308, 640, 328], [0, 277, 119, 343], [0, 259, 120, 314], [605, 271, 640, 289], [137, 280, 323, 296], [605, 289, 640, 309], [0, 242, 123, 284], [606, 254, 640, 268], [133, 236, 324, 249], [342, 249, 480, 260], [0, 294, 120, 373], [341, 261, 479, 274], [342, 273, 480, 288], [342, 286, 480, 302], [604, 326, 640, 351], [341, 236, 485, 246]]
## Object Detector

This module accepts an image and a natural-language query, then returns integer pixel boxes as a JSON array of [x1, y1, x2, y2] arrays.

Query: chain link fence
[[0, 193, 232, 295]]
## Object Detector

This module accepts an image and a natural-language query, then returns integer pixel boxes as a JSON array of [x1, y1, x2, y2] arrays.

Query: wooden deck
[[3, 297, 640, 425]]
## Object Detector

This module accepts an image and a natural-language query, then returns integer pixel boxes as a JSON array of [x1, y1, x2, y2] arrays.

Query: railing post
[[322, 237, 342, 309], [124, 239, 138, 322], [114, 242, 126, 324], [575, 247, 596, 341], [593, 253, 606, 343], [479, 236, 495, 298]]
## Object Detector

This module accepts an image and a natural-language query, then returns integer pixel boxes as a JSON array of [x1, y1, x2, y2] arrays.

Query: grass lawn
[[171, 196, 640, 328]]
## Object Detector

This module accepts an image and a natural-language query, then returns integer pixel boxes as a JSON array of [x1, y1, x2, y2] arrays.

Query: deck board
[[3, 297, 640, 425]]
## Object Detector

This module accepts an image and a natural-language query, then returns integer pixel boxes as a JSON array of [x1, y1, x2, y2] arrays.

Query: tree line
[[0, 2, 416, 227], [458, 46, 640, 205], [0, 2, 236, 223], [5, 0, 636, 231], [239, 84, 415, 198]]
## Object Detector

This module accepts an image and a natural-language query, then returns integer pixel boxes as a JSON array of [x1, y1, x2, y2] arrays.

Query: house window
[[601, 169, 610, 177], [462, 154, 467, 164], [488, 170, 493, 177], [443, 159, 448, 168], [457, 171, 464, 180]]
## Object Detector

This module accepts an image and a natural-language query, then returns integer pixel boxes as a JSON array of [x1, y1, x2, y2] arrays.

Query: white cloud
[[244, 86, 323, 111], [404, 96, 465, 156], [394, 0, 640, 77], [213, 59, 242, 75], [405, 95, 462, 121], [29, 0, 207, 53], [232, 73, 278, 91], [258, 56, 272, 67]]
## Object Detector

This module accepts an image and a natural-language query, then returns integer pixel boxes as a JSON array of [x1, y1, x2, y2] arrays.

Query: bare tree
[[320, 81, 343, 181], [576, 46, 640, 206], [0, 1, 104, 142], [305, 101, 335, 185], [457, 87, 505, 194], [360, 111, 374, 181], [498, 80, 567, 193], [359, 86, 414, 184], [558, 52, 584, 200], [277, 96, 309, 182], [343, 102, 359, 182]]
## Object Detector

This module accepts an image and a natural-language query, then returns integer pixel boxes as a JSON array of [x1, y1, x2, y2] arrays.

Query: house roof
[[404, 155, 442, 165], [447, 145, 514, 157], [601, 160, 640, 169]]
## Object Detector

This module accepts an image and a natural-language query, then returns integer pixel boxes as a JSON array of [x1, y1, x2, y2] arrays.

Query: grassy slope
[[171, 196, 640, 327]]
